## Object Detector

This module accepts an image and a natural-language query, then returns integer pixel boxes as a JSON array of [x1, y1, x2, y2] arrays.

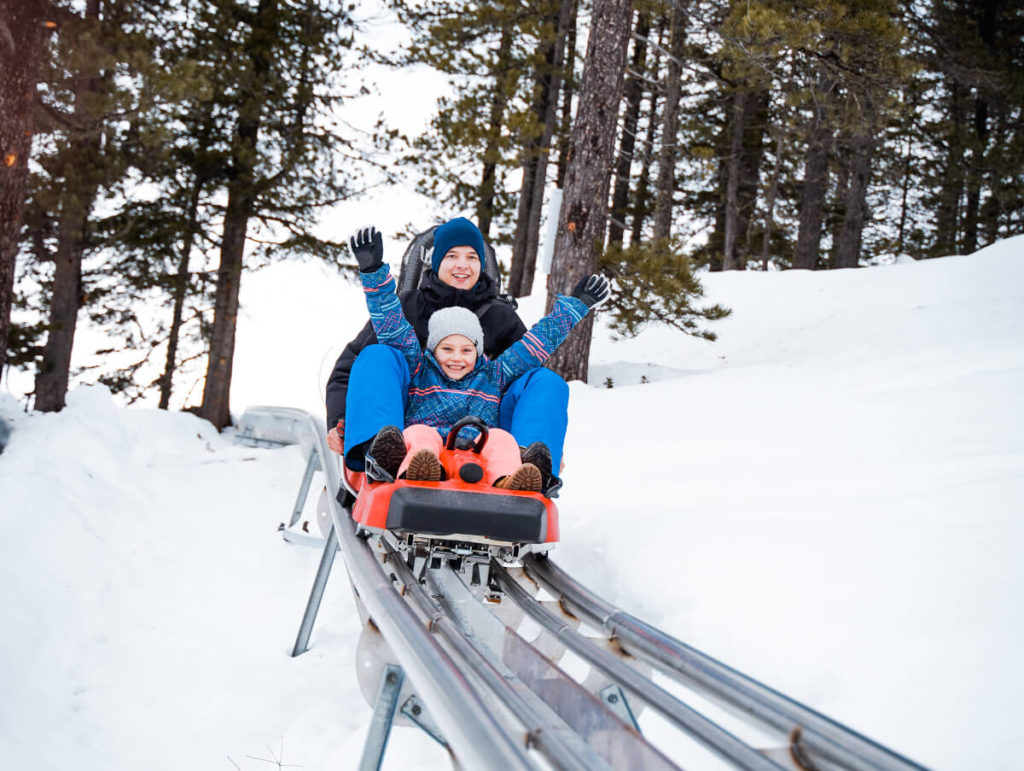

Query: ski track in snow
[[2, 236, 1023, 769]]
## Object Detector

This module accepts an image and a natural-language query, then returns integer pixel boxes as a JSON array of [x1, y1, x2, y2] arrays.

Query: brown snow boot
[[365, 425, 407, 483], [520, 442, 561, 497], [495, 463, 542, 493], [405, 449, 442, 482]]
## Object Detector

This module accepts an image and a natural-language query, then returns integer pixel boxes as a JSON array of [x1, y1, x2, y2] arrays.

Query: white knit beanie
[[427, 307, 484, 357]]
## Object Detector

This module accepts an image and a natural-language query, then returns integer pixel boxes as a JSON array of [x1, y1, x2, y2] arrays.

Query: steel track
[[239, 407, 930, 771]]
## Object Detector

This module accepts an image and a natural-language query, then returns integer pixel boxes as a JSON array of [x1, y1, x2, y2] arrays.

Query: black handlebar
[[444, 416, 490, 453]]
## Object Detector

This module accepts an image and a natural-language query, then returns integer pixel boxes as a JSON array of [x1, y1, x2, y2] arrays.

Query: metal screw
[[411, 704, 422, 716], [386, 672, 398, 685], [607, 693, 619, 704]]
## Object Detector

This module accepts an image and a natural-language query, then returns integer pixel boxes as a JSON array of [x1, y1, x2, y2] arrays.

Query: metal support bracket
[[287, 447, 321, 529], [291, 524, 339, 657], [359, 665, 405, 771], [600, 684, 642, 733], [400, 694, 448, 748]]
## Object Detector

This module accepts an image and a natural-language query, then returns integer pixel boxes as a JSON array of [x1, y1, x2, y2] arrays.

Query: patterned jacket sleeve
[[360, 265, 425, 376], [494, 295, 589, 390]]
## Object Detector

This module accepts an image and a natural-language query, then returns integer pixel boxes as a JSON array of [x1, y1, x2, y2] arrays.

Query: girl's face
[[433, 334, 477, 380], [437, 245, 481, 290]]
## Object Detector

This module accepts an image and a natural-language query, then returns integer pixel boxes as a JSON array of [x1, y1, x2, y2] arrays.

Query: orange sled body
[[346, 444, 559, 547]]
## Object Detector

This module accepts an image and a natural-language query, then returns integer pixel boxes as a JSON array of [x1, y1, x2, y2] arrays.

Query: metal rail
[[241, 407, 927, 771], [381, 540, 616, 771], [523, 554, 929, 771], [491, 561, 786, 771], [239, 408, 533, 770]]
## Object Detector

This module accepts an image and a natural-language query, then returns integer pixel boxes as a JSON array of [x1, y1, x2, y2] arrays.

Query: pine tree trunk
[[651, 3, 687, 243], [508, 0, 573, 297], [34, 0, 104, 412], [477, 28, 513, 240], [963, 97, 989, 253], [835, 133, 874, 269], [555, 0, 578, 189], [630, 22, 665, 244], [963, 0, 997, 253], [722, 91, 746, 271], [545, 0, 632, 383], [737, 87, 768, 265], [761, 130, 783, 270], [897, 133, 912, 253], [934, 84, 967, 257], [793, 100, 832, 270], [0, 0, 47, 374], [158, 178, 202, 410], [198, 0, 275, 429], [608, 10, 649, 246]]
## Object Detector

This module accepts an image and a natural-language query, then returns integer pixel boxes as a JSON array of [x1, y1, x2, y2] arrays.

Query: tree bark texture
[[545, 0, 632, 383], [934, 83, 966, 257], [508, 0, 573, 297], [793, 102, 832, 270], [34, 0, 104, 412], [607, 10, 649, 246], [835, 133, 875, 269], [158, 178, 203, 410], [630, 20, 665, 244], [199, 0, 276, 429], [761, 130, 783, 270], [555, 0, 578, 189], [651, 2, 687, 243], [476, 28, 513, 240], [721, 92, 746, 271], [0, 0, 47, 374]]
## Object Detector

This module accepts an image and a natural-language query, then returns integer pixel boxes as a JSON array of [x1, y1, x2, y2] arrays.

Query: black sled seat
[[385, 486, 549, 544]]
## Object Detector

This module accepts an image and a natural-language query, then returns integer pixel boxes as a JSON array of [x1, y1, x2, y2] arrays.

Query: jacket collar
[[418, 270, 497, 311]]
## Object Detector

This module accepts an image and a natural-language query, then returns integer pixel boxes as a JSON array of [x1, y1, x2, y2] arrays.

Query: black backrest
[[396, 225, 502, 296]]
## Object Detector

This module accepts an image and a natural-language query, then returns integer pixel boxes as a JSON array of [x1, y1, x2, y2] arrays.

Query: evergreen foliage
[[599, 239, 730, 340], [13, 0, 365, 414], [387, 0, 564, 245]]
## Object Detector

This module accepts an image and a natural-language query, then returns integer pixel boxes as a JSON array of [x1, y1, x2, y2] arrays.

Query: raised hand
[[349, 226, 384, 273], [571, 273, 610, 310]]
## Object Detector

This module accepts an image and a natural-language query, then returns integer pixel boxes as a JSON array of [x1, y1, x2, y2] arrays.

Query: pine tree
[[507, 0, 575, 297], [30, 0, 135, 411], [195, 0, 355, 429]]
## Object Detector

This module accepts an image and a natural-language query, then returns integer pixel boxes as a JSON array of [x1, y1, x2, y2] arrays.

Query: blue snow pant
[[344, 344, 569, 473]]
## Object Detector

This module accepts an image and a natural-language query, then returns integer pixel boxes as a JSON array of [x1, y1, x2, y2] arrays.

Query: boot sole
[[406, 449, 442, 482]]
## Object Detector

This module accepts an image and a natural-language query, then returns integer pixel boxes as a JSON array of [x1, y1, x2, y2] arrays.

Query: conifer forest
[[1, 0, 1022, 423]]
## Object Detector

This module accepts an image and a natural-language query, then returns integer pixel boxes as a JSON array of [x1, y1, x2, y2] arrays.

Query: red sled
[[346, 417, 559, 548]]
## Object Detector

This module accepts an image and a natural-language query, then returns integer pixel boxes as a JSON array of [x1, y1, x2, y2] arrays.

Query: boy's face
[[434, 334, 477, 380], [437, 246, 481, 290]]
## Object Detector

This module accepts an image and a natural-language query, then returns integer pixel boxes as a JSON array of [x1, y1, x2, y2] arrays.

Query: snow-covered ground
[[2, 236, 1022, 769]]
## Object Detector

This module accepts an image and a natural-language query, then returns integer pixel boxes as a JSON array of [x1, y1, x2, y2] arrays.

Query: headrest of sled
[[397, 224, 501, 296]]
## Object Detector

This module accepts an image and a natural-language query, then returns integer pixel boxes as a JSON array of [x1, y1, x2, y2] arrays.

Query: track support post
[[360, 664, 405, 771], [291, 524, 339, 657]]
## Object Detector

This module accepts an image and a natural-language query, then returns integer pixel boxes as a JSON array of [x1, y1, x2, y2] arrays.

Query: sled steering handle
[[445, 416, 489, 453]]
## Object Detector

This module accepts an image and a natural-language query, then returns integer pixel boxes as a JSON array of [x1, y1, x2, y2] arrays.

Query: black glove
[[349, 226, 384, 273], [571, 273, 610, 310]]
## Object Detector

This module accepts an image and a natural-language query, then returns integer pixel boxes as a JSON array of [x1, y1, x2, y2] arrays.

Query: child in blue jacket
[[349, 225, 610, 492]]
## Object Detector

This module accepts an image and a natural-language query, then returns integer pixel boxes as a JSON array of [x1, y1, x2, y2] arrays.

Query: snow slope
[[2, 236, 1022, 769]]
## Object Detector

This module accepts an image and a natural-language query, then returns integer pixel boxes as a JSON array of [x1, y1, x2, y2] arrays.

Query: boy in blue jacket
[[347, 225, 610, 492]]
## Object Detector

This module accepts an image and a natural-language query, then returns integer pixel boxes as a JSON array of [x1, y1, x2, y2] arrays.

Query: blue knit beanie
[[431, 217, 486, 274]]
